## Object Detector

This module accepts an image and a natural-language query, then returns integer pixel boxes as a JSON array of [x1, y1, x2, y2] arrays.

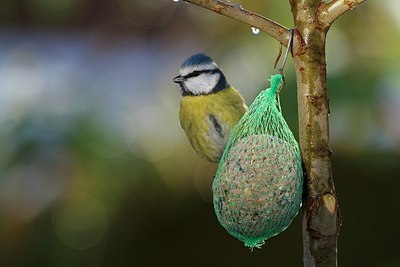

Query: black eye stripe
[[184, 69, 219, 79]]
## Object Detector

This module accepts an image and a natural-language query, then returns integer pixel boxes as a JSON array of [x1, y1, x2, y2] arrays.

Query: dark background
[[0, 0, 399, 266]]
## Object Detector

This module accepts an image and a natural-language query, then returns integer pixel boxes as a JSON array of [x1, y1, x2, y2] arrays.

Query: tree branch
[[182, 0, 290, 46], [318, 0, 367, 28]]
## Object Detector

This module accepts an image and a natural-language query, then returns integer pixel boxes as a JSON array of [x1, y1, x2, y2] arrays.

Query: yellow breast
[[179, 87, 247, 162]]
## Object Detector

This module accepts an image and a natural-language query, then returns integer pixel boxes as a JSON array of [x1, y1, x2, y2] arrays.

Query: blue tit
[[173, 53, 247, 163]]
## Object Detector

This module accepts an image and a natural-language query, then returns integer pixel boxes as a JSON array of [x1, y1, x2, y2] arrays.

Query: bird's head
[[173, 53, 229, 96]]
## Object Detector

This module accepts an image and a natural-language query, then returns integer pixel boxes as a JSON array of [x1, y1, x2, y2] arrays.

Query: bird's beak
[[173, 75, 184, 83]]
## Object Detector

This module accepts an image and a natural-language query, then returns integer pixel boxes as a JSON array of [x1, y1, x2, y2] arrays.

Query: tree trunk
[[291, 2, 342, 266]]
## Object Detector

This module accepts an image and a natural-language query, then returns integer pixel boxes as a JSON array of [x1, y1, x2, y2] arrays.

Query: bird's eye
[[192, 71, 200, 77]]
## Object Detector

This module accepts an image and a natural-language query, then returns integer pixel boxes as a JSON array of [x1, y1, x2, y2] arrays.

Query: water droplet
[[251, 27, 260, 35]]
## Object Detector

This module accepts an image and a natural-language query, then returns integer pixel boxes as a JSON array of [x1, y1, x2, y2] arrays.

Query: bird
[[173, 53, 247, 162]]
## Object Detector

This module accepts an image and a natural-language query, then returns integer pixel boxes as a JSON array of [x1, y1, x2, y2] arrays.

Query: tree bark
[[290, 1, 341, 265]]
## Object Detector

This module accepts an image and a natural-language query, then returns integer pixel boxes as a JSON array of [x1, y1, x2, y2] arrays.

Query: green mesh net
[[212, 74, 303, 249]]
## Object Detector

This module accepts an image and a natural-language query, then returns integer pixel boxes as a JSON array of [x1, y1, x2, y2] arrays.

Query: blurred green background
[[0, 0, 399, 266]]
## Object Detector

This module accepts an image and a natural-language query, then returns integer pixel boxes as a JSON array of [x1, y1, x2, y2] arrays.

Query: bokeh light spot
[[124, 106, 179, 161], [0, 45, 45, 119], [52, 193, 108, 250]]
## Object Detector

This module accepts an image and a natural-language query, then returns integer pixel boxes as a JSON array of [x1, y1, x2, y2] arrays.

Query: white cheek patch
[[179, 62, 218, 77], [185, 73, 219, 95]]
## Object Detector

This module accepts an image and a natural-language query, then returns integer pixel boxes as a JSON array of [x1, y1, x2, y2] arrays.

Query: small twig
[[278, 28, 294, 75], [273, 43, 283, 69], [182, 0, 290, 46], [318, 0, 367, 28]]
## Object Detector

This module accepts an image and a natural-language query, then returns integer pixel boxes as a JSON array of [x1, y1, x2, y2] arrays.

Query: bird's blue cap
[[181, 53, 214, 68]]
